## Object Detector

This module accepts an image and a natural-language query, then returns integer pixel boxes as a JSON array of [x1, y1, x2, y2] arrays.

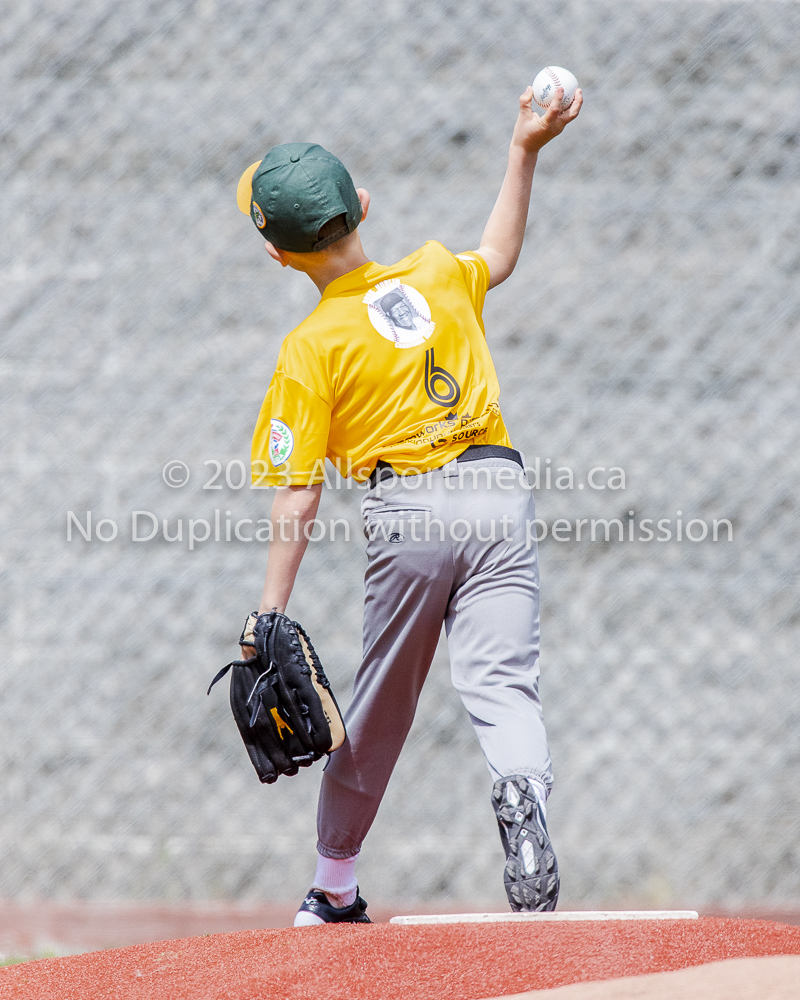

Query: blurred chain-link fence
[[1, 0, 799, 910]]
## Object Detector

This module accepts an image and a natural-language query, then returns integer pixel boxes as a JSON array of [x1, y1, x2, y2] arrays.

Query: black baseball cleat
[[492, 775, 559, 912], [293, 888, 371, 926]]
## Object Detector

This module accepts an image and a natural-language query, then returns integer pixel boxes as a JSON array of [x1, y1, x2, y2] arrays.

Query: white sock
[[529, 778, 548, 821], [310, 852, 359, 908]]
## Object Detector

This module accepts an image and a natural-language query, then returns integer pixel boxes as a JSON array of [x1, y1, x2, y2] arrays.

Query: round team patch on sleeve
[[269, 419, 294, 466], [363, 279, 435, 348]]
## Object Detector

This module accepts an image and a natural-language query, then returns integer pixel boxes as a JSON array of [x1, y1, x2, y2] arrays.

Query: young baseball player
[[236, 83, 582, 923]]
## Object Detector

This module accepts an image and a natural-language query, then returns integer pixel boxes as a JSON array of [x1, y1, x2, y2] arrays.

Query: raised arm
[[477, 84, 583, 289]]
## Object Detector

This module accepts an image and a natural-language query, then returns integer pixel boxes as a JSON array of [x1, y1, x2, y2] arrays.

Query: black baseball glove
[[208, 611, 346, 784]]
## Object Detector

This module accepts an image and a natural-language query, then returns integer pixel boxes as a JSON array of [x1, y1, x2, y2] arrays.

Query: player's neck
[[290, 234, 372, 295]]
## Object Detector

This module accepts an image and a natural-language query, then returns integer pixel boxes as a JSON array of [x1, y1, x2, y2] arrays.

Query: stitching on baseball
[[545, 67, 562, 89], [535, 68, 565, 109]]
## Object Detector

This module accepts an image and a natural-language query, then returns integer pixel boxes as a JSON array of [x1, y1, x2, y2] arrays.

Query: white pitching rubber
[[389, 910, 699, 925]]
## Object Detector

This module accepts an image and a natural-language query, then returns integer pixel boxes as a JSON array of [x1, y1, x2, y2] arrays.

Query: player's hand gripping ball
[[532, 66, 579, 109], [512, 73, 582, 155]]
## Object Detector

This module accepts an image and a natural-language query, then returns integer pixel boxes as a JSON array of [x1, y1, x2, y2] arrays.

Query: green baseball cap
[[236, 143, 362, 252]]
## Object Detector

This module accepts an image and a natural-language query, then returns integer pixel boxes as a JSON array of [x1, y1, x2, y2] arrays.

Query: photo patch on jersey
[[252, 201, 266, 229], [363, 279, 435, 348], [269, 419, 294, 466]]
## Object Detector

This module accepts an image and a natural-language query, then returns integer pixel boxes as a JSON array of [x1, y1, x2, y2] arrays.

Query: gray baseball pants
[[316, 455, 552, 859]]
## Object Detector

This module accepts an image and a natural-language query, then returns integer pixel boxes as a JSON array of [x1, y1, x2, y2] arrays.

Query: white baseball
[[532, 66, 579, 110]]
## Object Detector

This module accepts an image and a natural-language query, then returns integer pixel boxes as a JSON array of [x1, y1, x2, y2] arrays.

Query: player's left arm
[[237, 484, 322, 660], [257, 483, 322, 616], [477, 85, 583, 289]]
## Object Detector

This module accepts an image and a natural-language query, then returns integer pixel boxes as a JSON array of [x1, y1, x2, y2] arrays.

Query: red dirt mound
[[489, 955, 800, 999], [1, 917, 799, 1000]]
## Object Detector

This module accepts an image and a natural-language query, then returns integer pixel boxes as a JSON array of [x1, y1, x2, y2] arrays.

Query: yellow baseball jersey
[[251, 240, 512, 486]]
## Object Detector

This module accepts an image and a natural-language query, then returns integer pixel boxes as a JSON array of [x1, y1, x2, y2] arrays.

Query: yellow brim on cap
[[236, 161, 261, 214]]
